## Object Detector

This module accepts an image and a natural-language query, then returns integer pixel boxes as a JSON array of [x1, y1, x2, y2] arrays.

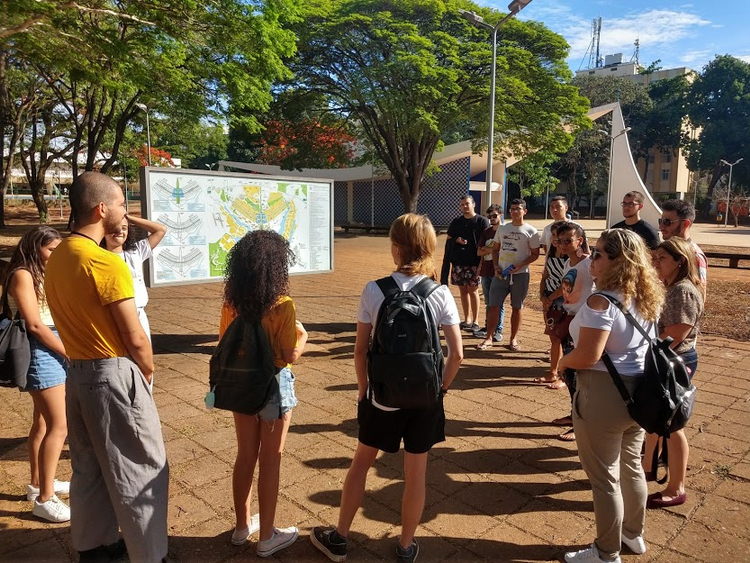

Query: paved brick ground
[[1, 233, 749, 563]]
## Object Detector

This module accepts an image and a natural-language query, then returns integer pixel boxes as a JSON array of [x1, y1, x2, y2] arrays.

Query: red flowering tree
[[134, 145, 176, 167], [258, 119, 357, 169]]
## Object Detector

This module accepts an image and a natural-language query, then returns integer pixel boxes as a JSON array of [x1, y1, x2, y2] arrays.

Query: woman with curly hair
[[559, 229, 665, 563], [218, 230, 308, 557], [101, 214, 167, 340], [642, 237, 704, 508], [311, 213, 463, 563], [3, 226, 70, 522]]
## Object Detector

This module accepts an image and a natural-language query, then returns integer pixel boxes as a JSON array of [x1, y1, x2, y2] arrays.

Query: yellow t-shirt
[[219, 296, 298, 369], [45, 236, 135, 359]]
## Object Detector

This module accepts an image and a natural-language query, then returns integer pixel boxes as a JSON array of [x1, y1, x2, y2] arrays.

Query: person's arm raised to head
[[108, 297, 154, 382], [9, 270, 68, 359], [126, 214, 167, 250]]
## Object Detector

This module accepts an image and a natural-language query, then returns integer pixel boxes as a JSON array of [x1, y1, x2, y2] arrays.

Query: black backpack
[[367, 276, 444, 409], [599, 294, 696, 438], [208, 316, 279, 415]]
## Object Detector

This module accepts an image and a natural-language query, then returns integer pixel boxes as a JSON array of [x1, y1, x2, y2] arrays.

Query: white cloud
[[738, 55, 750, 63], [678, 50, 712, 65]]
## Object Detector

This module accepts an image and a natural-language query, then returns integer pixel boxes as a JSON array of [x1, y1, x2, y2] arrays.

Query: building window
[[662, 169, 670, 181], [662, 150, 672, 163]]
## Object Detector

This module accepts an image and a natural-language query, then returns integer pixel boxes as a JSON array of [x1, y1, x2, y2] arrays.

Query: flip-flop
[[476, 341, 493, 351], [552, 416, 572, 426], [533, 373, 558, 384], [507, 342, 521, 352], [546, 378, 567, 390], [558, 428, 576, 442]]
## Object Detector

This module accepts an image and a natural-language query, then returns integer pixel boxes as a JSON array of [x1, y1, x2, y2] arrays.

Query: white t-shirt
[[491, 223, 540, 274], [569, 291, 656, 375], [561, 256, 594, 314], [119, 239, 152, 309], [357, 272, 460, 411]]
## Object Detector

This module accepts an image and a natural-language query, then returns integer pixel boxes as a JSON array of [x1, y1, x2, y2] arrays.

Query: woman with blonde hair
[[311, 213, 463, 563], [642, 237, 704, 508], [559, 229, 665, 563]]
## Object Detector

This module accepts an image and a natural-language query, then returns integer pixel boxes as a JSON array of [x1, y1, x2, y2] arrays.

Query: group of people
[[3, 172, 707, 563], [443, 191, 706, 563]]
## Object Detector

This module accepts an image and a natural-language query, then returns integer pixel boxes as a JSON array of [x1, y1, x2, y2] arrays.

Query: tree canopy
[[685, 55, 750, 196], [287, 0, 589, 212]]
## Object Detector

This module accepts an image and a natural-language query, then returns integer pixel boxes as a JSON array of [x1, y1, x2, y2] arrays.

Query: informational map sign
[[140, 168, 333, 287]]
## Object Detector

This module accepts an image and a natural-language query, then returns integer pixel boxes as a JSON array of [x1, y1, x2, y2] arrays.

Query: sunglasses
[[658, 218, 682, 227], [487, 214, 499, 219], [591, 248, 604, 260], [558, 237, 577, 245], [620, 201, 637, 207]]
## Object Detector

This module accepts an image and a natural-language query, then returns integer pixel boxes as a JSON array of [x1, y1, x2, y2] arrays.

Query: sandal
[[546, 378, 567, 390], [552, 415, 572, 426], [533, 372, 558, 384], [558, 428, 576, 442], [507, 341, 521, 352], [476, 340, 493, 351]]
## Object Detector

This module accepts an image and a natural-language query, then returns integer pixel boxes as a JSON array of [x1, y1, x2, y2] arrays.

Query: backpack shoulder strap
[[594, 292, 653, 342], [375, 276, 400, 298], [410, 276, 440, 300]]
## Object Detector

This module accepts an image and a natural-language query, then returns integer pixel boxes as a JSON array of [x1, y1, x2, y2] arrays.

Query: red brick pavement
[[1, 233, 749, 562]]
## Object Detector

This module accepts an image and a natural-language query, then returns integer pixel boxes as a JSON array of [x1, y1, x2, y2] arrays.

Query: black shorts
[[357, 396, 446, 454]]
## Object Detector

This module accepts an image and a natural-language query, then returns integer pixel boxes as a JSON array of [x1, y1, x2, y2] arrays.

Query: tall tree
[[289, 0, 589, 212], [685, 55, 750, 196]]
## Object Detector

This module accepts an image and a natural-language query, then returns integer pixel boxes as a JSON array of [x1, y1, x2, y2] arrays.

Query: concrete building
[[576, 55, 694, 198]]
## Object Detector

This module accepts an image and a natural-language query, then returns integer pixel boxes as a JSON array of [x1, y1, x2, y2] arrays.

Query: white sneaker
[[231, 513, 261, 545], [27, 480, 70, 502], [32, 494, 71, 523], [621, 533, 647, 555], [257, 527, 299, 557], [564, 544, 621, 563]]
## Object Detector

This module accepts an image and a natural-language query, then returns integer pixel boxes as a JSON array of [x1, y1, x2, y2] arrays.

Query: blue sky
[[478, 0, 750, 73]]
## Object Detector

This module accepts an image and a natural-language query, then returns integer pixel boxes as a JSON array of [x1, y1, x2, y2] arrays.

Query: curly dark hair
[[224, 230, 295, 322], [99, 219, 138, 253], [3, 225, 61, 303]]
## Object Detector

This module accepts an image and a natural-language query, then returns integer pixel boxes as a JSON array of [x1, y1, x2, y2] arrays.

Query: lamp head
[[135, 102, 148, 112], [508, 0, 532, 14]]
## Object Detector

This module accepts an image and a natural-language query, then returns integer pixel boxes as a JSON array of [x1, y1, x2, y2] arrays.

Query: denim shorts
[[24, 329, 67, 392], [257, 367, 297, 421]]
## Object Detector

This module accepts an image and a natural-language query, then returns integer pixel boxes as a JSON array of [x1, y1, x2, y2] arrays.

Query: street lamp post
[[205, 163, 217, 171], [135, 103, 152, 166], [720, 157, 744, 227], [459, 0, 533, 213]]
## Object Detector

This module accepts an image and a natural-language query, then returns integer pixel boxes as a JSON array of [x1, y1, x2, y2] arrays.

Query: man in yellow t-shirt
[[45, 172, 168, 563]]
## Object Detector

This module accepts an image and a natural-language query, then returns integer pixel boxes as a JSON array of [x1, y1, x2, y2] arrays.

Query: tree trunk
[[30, 177, 49, 222]]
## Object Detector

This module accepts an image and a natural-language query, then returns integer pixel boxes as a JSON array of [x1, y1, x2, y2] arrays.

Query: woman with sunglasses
[[559, 229, 664, 563], [642, 237, 704, 508]]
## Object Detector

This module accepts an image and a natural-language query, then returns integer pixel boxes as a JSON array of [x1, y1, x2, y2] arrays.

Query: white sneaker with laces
[[27, 480, 70, 502], [257, 526, 299, 557], [231, 513, 261, 545], [32, 494, 71, 523], [564, 544, 621, 563], [621, 533, 646, 554]]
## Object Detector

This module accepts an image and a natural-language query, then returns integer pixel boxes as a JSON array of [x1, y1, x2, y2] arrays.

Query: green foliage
[[506, 150, 559, 198], [685, 55, 750, 194], [287, 0, 589, 212]]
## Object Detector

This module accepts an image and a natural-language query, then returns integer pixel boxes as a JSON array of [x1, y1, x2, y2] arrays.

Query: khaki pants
[[573, 370, 647, 560], [66, 358, 169, 563]]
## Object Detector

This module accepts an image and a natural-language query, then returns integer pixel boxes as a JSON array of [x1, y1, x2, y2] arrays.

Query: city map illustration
[[144, 170, 332, 286]]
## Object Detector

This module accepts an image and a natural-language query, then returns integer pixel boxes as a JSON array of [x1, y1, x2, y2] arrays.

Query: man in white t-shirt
[[477, 199, 540, 351]]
